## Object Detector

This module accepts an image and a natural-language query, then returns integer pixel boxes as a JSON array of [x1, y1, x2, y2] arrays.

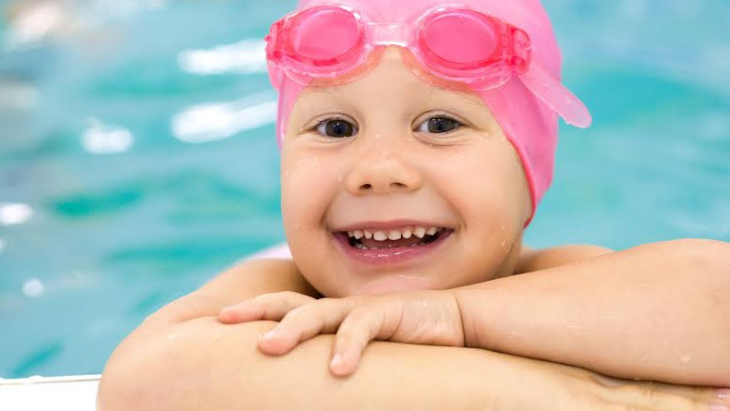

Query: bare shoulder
[[516, 244, 614, 274], [149, 258, 318, 325]]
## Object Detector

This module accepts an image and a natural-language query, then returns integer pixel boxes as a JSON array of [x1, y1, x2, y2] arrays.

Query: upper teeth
[[347, 226, 443, 241]]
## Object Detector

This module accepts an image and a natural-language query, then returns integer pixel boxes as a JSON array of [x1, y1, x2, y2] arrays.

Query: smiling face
[[280, 47, 532, 297]]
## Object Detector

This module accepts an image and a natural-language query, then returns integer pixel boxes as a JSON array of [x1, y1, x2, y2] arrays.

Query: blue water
[[0, 0, 727, 378]]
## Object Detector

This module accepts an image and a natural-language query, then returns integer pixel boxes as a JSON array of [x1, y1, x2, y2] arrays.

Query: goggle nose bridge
[[368, 22, 411, 47]]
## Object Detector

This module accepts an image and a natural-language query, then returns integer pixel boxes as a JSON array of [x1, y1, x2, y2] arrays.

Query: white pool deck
[[0, 375, 100, 411]]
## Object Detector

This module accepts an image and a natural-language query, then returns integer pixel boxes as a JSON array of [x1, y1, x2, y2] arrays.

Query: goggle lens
[[421, 11, 498, 66], [291, 8, 361, 62]]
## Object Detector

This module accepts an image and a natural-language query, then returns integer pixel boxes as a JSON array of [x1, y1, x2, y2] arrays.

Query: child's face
[[280, 48, 532, 297]]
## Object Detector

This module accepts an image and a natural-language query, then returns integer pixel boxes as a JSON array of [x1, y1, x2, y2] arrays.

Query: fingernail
[[717, 389, 730, 401], [709, 404, 728, 411], [330, 352, 343, 367], [260, 329, 277, 340]]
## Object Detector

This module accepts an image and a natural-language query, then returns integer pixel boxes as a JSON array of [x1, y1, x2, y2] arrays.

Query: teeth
[[346, 226, 444, 241], [373, 231, 388, 241], [413, 227, 426, 238]]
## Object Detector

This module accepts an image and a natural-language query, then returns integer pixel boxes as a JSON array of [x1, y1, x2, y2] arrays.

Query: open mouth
[[341, 226, 450, 250]]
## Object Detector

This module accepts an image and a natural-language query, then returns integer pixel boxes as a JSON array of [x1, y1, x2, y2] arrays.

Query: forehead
[[296, 48, 486, 110]]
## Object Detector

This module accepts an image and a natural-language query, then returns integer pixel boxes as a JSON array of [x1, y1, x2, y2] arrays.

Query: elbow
[[96, 364, 140, 411], [667, 238, 730, 279], [97, 339, 169, 411], [96, 319, 208, 411], [682, 238, 730, 290], [680, 238, 730, 387], [671, 238, 730, 264], [97, 318, 284, 411]]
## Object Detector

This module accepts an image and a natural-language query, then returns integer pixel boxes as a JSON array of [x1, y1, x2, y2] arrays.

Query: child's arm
[[457, 238, 730, 386], [97, 258, 722, 411], [226, 239, 729, 386]]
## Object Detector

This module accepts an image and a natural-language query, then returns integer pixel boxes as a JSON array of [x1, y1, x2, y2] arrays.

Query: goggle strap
[[520, 64, 592, 128]]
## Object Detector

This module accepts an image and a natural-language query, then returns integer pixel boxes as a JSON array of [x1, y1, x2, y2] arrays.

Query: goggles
[[265, 4, 591, 127]]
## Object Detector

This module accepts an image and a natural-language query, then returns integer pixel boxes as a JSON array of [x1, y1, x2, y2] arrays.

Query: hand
[[218, 290, 464, 376]]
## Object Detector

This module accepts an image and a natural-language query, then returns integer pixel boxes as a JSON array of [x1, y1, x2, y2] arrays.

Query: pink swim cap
[[268, 0, 591, 219]]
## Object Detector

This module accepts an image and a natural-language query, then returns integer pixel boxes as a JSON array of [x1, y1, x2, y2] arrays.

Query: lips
[[332, 223, 453, 266]]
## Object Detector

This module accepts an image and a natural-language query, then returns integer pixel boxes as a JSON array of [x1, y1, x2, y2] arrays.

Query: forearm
[[455, 239, 730, 386], [98, 318, 497, 411]]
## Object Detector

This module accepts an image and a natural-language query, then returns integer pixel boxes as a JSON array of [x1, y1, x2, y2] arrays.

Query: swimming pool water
[[0, 0, 728, 378]]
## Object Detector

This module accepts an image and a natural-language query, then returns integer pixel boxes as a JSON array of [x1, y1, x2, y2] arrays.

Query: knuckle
[[254, 291, 288, 304], [343, 309, 373, 329], [286, 304, 310, 319]]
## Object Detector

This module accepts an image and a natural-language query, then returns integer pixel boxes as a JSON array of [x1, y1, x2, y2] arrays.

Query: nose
[[344, 147, 423, 195]]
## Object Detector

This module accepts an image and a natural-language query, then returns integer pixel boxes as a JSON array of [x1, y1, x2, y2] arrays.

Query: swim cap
[[267, 0, 591, 220]]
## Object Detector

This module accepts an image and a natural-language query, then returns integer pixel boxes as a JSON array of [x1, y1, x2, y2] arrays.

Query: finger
[[258, 298, 354, 356], [599, 378, 727, 411], [597, 373, 723, 402], [649, 383, 730, 411], [329, 308, 385, 377], [218, 292, 315, 324], [218, 301, 266, 324]]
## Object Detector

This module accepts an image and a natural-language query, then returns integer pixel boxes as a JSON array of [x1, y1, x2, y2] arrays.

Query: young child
[[97, 0, 730, 410]]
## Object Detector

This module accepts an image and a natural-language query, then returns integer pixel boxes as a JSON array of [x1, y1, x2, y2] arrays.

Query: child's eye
[[416, 117, 462, 134], [314, 119, 358, 138]]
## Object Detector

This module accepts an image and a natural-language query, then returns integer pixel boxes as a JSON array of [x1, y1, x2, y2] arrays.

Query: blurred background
[[0, 0, 727, 379]]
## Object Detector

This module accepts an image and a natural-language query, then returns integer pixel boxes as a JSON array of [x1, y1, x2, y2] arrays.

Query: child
[[97, 0, 730, 410]]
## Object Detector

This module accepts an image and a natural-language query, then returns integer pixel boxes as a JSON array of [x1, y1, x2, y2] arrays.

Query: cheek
[[430, 145, 527, 280], [437, 147, 525, 225], [281, 147, 354, 250], [281, 151, 331, 229]]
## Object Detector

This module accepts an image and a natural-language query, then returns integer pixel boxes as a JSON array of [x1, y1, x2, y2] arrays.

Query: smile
[[331, 223, 453, 267], [345, 226, 448, 250]]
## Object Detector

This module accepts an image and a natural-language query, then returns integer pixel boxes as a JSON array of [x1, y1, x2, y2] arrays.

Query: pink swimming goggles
[[265, 3, 591, 127]]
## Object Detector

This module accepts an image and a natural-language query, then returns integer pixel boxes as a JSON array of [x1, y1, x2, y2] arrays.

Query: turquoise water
[[0, 0, 727, 378]]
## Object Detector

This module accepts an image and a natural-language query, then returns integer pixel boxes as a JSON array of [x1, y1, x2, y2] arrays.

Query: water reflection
[[3, 0, 169, 50], [0, 203, 34, 226], [178, 39, 267, 75], [4, 0, 66, 48], [81, 118, 134, 155], [22, 278, 45, 298], [171, 93, 277, 144]]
